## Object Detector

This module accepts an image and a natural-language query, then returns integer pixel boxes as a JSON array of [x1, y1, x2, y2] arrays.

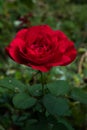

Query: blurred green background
[[0, 0, 87, 130]]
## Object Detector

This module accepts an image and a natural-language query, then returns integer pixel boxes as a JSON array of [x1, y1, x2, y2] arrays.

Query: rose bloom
[[5, 25, 77, 72]]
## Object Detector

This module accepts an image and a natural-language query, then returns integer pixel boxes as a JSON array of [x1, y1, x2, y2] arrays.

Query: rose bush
[[5, 25, 77, 72]]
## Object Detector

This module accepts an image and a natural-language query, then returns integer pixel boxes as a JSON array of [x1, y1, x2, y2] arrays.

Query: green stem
[[40, 72, 45, 95], [29, 71, 40, 85]]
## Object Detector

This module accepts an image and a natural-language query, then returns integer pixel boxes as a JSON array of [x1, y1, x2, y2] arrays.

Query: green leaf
[[0, 78, 26, 92], [71, 87, 87, 104], [12, 113, 30, 123], [0, 87, 7, 93], [13, 93, 37, 109], [47, 80, 70, 96], [52, 123, 68, 130], [58, 118, 75, 130], [43, 94, 70, 116], [25, 121, 50, 130], [28, 84, 42, 96]]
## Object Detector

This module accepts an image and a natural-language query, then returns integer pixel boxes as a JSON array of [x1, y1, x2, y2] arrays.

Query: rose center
[[30, 40, 48, 54]]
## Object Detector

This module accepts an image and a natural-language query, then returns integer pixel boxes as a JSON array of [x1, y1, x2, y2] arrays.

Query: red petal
[[16, 29, 28, 40], [5, 38, 27, 64], [30, 64, 51, 72]]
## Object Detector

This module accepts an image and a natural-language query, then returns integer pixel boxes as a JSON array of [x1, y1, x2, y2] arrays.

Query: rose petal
[[50, 48, 77, 66], [26, 25, 54, 46], [6, 38, 28, 64], [30, 64, 51, 72], [16, 29, 28, 40]]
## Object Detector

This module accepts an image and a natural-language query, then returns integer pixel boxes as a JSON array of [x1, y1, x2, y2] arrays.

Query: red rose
[[5, 25, 77, 72]]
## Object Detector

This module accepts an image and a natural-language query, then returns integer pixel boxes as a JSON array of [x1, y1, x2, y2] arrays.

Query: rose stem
[[40, 72, 45, 95]]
